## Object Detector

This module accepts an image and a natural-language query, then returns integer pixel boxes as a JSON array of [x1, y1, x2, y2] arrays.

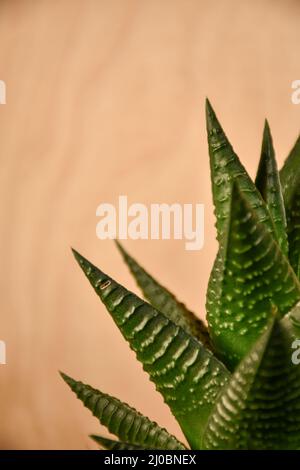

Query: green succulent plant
[[61, 99, 300, 450]]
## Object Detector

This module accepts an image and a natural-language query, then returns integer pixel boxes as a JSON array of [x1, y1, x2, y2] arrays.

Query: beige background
[[0, 0, 299, 449]]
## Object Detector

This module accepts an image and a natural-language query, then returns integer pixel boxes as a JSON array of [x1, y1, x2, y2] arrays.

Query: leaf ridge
[[61, 373, 186, 450], [116, 241, 211, 347]]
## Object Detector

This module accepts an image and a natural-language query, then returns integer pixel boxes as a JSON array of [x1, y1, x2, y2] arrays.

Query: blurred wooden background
[[0, 0, 299, 449]]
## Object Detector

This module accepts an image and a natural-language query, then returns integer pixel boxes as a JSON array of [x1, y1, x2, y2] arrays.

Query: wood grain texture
[[0, 0, 299, 449]]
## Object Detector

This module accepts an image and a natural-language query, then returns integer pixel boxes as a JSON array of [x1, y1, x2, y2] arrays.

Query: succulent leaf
[[90, 435, 142, 450], [205, 101, 282, 365], [280, 134, 300, 209], [205, 99, 274, 244], [285, 191, 300, 278], [116, 241, 211, 348], [207, 182, 300, 369], [71, 249, 230, 449], [280, 136, 300, 277], [61, 373, 185, 450], [282, 301, 300, 339], [203, 313, 300, 450], [255, 120, 288, 256]]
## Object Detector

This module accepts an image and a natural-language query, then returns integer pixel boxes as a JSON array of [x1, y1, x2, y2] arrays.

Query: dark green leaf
[[205, 101, 281, 366], [203, 313, 300, 450], [207, 182, 300, 369], [280, 134, 300, 209], [71, 249, 230, 449], [286, 190, 300, 278], [61, 373, 185, 450], [282, 301, 300, 339], [205, 99, 274, 245], [255, 120, 288, 256], [90, 435, 142, 450], [116, 241, 211, 348], [280, 136, 300, 277]]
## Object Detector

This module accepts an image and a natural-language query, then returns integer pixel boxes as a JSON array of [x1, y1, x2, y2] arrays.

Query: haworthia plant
[[61, 101, 300, 450]]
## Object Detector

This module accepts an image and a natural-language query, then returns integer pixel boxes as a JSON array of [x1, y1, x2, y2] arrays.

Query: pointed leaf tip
[[204, 99, 275, 247], [264, 118, 270, 131], [60, 371, 74, 388], [205, 97, 212, 112], [262, 119, 272, 148], [262, 119, 273, 149], [90, 435, 143, 450], [59, 371, 73, 383], [205, 98, 221, 134], [255, 120, 288, 255], [71, 247, 81, 260], [62, 375, 186, 450], [205, 97, 214, 115], [71, 248, 92, 274]]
